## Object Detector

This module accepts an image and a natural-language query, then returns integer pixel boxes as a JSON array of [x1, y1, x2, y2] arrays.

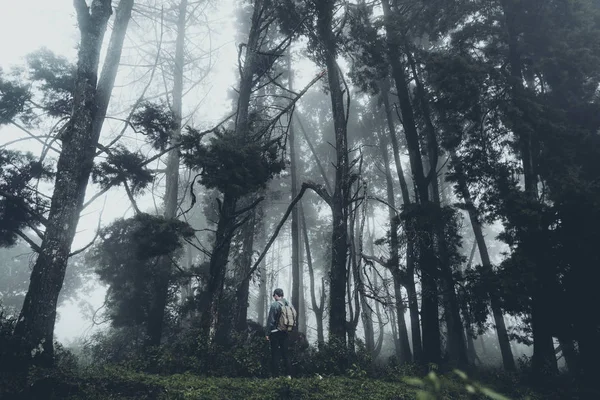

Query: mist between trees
[[1, 0, 600, 398]]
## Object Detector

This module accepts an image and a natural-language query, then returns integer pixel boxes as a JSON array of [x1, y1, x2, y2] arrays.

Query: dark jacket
[[266, 298, 290, 335]]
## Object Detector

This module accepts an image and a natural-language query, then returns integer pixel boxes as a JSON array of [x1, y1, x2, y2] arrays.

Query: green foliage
[[0, 149, 53, 247], [131, 101, 178, 151], [26, 47, 75, 117], [181, 128, 285, 198], [403, 370, 523, 400], [92, 145, 154, 195], [89, 214, 194, 327], [0, 68, 31, 124], [343, 2, 388, 94], [2, 364, 545, 400]]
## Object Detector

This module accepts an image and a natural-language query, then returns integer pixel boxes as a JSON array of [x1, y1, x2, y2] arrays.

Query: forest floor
[[0, 365, 563, 400]]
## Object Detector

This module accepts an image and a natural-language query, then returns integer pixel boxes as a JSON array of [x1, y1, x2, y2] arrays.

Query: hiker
[[265, 288, 296, 378]]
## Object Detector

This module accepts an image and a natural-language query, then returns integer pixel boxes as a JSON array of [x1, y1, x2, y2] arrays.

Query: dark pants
[[269, 330, 291, 377]]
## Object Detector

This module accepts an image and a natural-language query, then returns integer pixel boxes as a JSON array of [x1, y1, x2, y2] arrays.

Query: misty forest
[[1, 0, 599, 399]]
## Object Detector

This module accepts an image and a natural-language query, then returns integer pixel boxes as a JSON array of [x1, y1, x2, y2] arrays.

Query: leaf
[[453, 369, 468, 380], [403, 377, 424, 387], [480, 386, 512, 400]]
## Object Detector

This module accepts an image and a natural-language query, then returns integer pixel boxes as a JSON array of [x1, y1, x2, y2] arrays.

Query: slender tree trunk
[[380, 86, 422, 361], [347, 256, 356, 353], [301, 203, 324, 347], [13, 0, 129, 365], [408, 51, 467, 368], [287, 51, 302, 329], [202, 193, 237, 338], [376, 119, 411, 362], [461, 240, 477, 365], [347, 199, 364, 354], [381, 0, 440, 364], [316, 0, 349, 347], [359, 266, 375, 354], [372, 270, 385, 359], [256, 207, 267, 326], [145, 0, 187, 348], [235, 208, 256, 331], [392, 272, 412, 363], [452, 152, 516, 370]]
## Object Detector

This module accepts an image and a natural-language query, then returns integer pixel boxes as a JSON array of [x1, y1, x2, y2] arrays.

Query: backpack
[[276, 300, 297, 332]]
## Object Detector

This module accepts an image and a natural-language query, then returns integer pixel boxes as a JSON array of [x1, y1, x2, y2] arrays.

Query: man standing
[[266, 288, 295, 378]]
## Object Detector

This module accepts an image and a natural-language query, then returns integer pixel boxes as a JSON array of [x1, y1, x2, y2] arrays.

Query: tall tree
[[287, 50, 304, 331], [12, 0, 133, 365], [450, 152, 516, 370], [374, 111, 411, 363], [380, 0, 441, 364], [145, 0, 188, 348]]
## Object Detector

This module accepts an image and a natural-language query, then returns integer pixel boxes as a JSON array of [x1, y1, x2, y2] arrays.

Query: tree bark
[[235, 208, 256, 331], [13, 0, 129, 365], [376, 120, 411, 363], [256, 206, 267, 326], [145, 0, 187, 348], [408, 51, 467, 368], [380, 85, 422, 361], [452, 152, 516, 370], [315, 0, 350, 347], [381, 0, 440, 364], [301, 203, 324, 347], [287, 51, 303, 330], [202, 194, 237, 338]]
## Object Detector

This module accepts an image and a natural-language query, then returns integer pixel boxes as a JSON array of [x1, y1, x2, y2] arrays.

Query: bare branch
[[240, 181, 326, 286], [16, 230, 41, 253], [69, 196, 106, 257], [296, 116, 333, 194]]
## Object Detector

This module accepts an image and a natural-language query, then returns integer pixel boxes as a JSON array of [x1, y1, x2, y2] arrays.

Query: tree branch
[[16, 230, 41, 253], [69, 196, 106, 257], [296, 115, 333, 195], [239, 181, 326, 286]]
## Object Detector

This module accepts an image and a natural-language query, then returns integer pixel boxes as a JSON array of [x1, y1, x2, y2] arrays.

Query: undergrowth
[[0, 364, 550, 400]]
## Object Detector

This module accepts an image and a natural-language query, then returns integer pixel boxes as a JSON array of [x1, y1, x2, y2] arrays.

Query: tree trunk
[[359, 266, 375, 354], [452, 152, 516, 370], [13, 0, 128, 365], [145, 0, 186, 348], [256, 206, 267, 326], [380, 85, 422, 361], [372, 267, 385, 359], [381, 0, 439, 364], [202, 193, 237, 338], [408, 51, 467, 368], [347, 200, 364, 354], [376, 119, 412, 362], [301, 203, 324, 347], [392, 272, 412, 363], [235, 208, 256, 331], [315, 0, 349, 347], [287, 51, 302, 330]]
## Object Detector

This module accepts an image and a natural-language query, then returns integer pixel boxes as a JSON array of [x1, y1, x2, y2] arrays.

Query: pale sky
[[0, 0, 240, 342], [0, 0, 339, 344], [0, 0, 324, 343]]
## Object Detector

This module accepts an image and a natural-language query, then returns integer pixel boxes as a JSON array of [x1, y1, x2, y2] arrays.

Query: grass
[[4, 365, 541, 400]]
